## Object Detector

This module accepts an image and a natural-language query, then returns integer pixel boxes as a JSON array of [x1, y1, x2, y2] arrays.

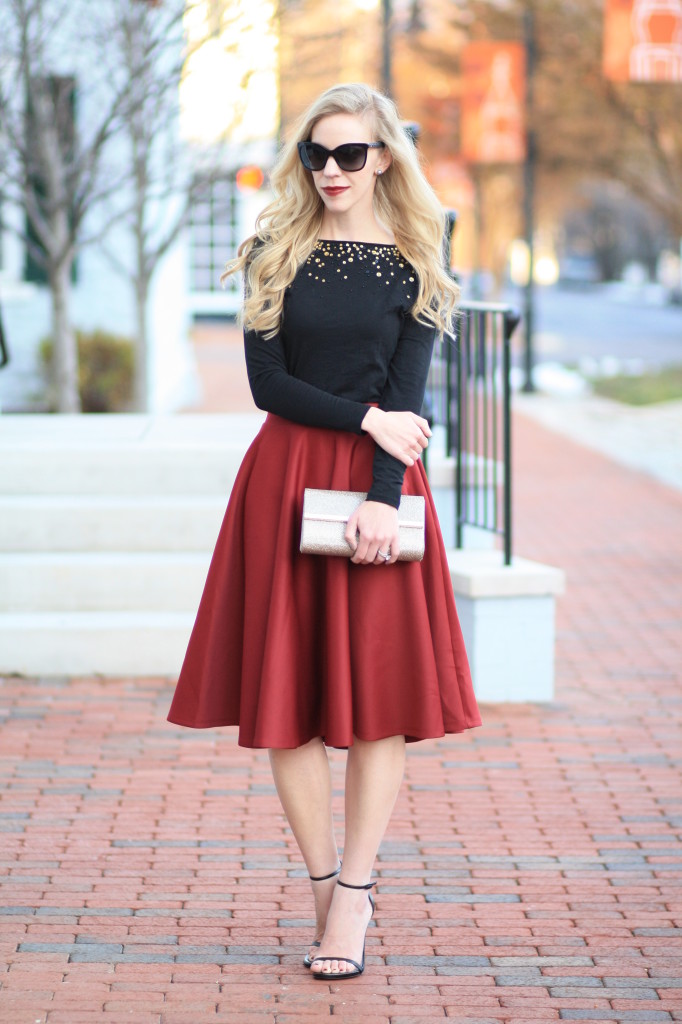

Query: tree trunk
[[134, 275, 149, 412], [49, 257, 81, 413]]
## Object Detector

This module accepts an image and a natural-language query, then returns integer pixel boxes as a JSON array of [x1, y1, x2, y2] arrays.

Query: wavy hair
[[222, 83, 459, 339]]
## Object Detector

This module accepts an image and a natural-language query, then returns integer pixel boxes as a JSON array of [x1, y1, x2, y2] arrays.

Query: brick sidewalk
[[1, 406, 682, 1021], [182, 323, 255, 414]]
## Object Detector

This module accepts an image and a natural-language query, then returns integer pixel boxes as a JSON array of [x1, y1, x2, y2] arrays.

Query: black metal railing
[[0, 302, 8, 370], [0, 294, 8, 370], [425, 301, 520, 565]]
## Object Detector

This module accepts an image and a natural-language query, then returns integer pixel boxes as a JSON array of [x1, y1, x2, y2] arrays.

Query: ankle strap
[[309, 863, 342, 883], [337, 878, 376, 891]]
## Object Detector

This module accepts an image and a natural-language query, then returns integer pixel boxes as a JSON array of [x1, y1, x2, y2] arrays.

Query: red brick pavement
[[1, 351, 682, 1022], [182, 323, 255, 414]]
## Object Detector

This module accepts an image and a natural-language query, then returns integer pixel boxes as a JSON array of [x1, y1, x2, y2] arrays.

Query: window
[[189, 175, 239, 295]]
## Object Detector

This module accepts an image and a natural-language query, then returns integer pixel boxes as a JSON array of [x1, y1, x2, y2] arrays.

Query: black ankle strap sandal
[[309, 865, 342, 883], [303, 863, 342, 968], [310, 878, 376, 980]]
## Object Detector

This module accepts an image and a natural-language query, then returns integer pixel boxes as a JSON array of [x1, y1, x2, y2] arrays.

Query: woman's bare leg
[[268, 738, 340, 957], [311, 734, 406, 975]]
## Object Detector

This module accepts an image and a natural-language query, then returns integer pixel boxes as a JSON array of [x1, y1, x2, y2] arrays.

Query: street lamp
[[382, 0, 393, 96], [347, 0, 391, 94], [522, 7, 536, 392]]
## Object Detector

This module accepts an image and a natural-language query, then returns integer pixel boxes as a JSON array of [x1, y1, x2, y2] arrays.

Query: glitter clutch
[[300, 489, 425, 561]]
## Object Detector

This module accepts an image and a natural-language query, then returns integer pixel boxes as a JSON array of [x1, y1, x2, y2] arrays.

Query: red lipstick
[[322, 187, 349, 196]]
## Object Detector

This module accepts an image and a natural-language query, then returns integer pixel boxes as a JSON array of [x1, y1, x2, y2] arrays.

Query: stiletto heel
[[303, 863, 342, 968], [311, 878, 376, 980]]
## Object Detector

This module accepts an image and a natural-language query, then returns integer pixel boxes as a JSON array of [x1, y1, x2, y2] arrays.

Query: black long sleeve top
[[244, 239, 436, 508]]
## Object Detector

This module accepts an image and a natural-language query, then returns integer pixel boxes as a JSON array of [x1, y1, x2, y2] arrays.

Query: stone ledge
[[446, 548, 565, 702], [447, 549, 565, 599]]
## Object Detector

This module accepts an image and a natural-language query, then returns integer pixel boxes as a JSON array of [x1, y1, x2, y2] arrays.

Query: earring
[[376, 169, 383, 176]]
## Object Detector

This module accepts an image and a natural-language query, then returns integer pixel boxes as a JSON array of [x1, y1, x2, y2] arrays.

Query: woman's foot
[[310, 879, 375, 978], [304, 864, 342, 967]]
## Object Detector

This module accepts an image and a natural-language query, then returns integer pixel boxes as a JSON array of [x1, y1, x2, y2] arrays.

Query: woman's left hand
[[345, 501, 400, 565]]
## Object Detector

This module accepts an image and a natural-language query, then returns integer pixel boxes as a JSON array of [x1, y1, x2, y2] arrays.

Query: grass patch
[[591, 365, 682, 406]]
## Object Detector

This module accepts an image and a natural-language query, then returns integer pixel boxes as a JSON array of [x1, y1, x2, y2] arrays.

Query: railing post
[[0, 299, 9, 370], [445, 325, 454, 458], [503, 315, 512, 566], [503, 309, 520, 565], [454, 320, 463, 551]]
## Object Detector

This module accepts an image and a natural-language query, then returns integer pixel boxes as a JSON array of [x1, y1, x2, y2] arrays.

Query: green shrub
[[591, 365, 682, 406], [40, 329, 135, 412]]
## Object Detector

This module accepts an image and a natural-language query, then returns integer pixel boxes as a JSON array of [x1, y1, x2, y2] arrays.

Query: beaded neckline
[[317, 238, 398, 248], [304, 239, 415, 294]]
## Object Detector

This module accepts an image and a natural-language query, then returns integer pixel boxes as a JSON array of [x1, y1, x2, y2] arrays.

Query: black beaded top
[[244, 240, 435, 508]]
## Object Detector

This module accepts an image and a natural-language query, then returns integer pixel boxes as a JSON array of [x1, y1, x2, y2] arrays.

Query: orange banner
[[460, 42, 526, 165], [604, 0, 682, 82]]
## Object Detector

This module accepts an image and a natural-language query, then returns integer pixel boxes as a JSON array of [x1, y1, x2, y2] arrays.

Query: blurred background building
[[0, 0, 680, 415]]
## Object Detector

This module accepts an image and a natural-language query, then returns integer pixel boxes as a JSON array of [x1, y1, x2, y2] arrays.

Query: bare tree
[[481, 0, 682, 236], [0, 0, 133, 411], [100, 0, 262, 411], [405, 0, 682, 235], [97, 0, 192, 412]]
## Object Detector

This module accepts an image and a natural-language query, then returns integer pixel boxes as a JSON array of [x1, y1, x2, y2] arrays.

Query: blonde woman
[[168, 83, 481, 979]]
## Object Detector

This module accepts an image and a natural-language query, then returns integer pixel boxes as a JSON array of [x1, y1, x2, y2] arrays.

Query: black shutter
[[24, 75, 78, 285]]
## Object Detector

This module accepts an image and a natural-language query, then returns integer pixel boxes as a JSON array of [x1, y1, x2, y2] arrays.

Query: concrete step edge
[[0, 501, 225, 552], [0, 551, 211, 565], [0, 611, 195, 628], [0, 553, 209, 613], [0, 612, 193, 676], [0, 495, 227, 509]]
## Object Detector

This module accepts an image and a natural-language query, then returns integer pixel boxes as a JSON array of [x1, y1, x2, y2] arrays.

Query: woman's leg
[[311, 734, 406, 975], [268, 737, 340, 956]]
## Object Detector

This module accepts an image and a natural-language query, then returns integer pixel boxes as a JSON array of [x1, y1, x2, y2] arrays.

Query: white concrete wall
[[0, 207, 196, 415], [447, 549, 566, 703], [0, 0, 196, 413]]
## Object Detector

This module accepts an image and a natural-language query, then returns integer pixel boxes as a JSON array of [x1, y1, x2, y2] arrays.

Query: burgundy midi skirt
[[167, 414, 481, 748]]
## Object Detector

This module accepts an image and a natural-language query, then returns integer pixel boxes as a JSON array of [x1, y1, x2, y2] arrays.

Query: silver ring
[[378, 549, 391, 561]]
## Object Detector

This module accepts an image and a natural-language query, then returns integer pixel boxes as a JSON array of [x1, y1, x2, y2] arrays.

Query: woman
[[168, 83, 481, 980]]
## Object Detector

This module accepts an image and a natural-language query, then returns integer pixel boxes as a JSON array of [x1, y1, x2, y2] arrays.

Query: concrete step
[[0, 611, 193, 676], [0, 413, 264, 495], [0, 552, 210, 612], [0, 495, 226, 552], [0, 413, 261, 676]]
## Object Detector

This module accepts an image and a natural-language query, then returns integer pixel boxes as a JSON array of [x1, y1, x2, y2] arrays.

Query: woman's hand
[[345, 500, 400, 565], [361, 407, 431, 466]]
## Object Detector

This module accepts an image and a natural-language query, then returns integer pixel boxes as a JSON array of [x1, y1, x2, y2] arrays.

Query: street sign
[[604, 0, 682, 82], [461, 42, 526, 164]]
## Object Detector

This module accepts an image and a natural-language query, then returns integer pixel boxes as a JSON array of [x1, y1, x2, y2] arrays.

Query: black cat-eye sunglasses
[[297, 140, 386, 173]]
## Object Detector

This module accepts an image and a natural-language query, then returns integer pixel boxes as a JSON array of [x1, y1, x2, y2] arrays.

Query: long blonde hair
[[223, 83, 459, 339]]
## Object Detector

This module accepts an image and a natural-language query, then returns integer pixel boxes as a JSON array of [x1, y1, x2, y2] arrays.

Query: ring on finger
[[377, 548, 391, 561]]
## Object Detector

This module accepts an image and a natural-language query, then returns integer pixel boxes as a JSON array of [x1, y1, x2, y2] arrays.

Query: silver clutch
[[300, 488, 425, 561]]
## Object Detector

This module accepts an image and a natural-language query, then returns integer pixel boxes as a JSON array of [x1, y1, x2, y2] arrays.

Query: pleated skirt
[[167, 413, 481, 748]]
